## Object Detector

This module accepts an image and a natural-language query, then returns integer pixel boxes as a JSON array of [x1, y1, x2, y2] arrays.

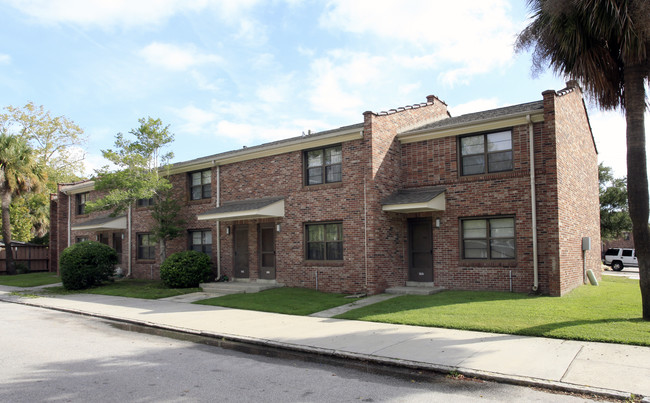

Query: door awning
[[197, 197, 285, 221], [381, 187, 446, 213], [71, 215, 127, 231]]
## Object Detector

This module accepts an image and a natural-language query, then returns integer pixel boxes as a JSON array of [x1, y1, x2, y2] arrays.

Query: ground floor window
[[189, 229, 212, 255], [137, 233, 156, 260], [461, 217, 515, 259], [75, 236, 89, 243], [305, 222, 343, 261]]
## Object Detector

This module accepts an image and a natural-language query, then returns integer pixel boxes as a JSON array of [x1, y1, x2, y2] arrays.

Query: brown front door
[[234, 225, 249, 278], [259, 224, 276, 280], [112, 233, 123, 264], [408, 218, 433, 282]]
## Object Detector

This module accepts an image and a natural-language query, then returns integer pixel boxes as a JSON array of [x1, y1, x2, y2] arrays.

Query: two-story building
[[49, 82, 601, 296]]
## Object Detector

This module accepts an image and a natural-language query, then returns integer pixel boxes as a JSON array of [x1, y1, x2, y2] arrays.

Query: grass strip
[[0, 272, 61, 287], [42, 279, 201, 299], [336, 276, 650, 346], [194, 287, 354, 315]]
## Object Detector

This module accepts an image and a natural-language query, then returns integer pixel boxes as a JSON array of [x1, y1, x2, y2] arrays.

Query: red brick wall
[[363, 97, 450, 293], [400, 125, 540, 293], [553, 86, 601, 294], [48, 91, 598, 296]]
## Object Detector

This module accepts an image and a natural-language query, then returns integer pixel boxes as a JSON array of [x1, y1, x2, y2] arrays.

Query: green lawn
[[0, 272, 61, 287], [336, 276, 650, 346], [43, 279, 202, 299], [194, 287, 355, 315]]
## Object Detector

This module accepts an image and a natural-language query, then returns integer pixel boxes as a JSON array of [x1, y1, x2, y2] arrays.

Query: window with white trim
[[189, 169, 212, 200], [305, 222, 343, 261], [137, 233, 156, 260], [460, 131, 513, 175], [304, 145, 342, 185], [189, 229, 212, 255], [461, 217, 515, 259]]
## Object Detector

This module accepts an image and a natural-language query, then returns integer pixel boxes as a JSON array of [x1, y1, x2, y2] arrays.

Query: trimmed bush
[[59, 241, 118, 290], [160, 250, 212, 288]]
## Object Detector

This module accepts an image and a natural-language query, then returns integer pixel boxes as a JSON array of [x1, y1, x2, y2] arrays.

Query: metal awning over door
[[71, 215, 127, 231], [381, 187, 446, 213], [197, 197, 285, 221]]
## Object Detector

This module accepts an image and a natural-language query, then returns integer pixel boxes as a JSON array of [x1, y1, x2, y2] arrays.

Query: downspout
[[66, 192, 71, 247], [364, 177, 368, 290], [127, 204, 132, 277], [215, 163, 221, 278], [527, 115, 539, 292]]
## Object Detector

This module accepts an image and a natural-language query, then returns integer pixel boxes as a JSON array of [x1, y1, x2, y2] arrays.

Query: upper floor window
[[305, 222, 343, 261], [137, 198, 154, 207], [461, 217, 515, 260], [76, 192, 88, 215], [460, 131, 512, 176], [305, 145, 342, 185], [189, 229, 212, 255], [190, 169, 211, 200]]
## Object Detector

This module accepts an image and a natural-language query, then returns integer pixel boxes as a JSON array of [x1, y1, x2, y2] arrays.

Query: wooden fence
[[0, 243, 49, 273]]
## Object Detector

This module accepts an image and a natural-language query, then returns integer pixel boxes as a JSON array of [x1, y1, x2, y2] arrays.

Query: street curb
[[2, 296, 639, 401]]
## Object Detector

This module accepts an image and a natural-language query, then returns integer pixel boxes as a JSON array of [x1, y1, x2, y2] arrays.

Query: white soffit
[[71, 215, 127, 231], [197, 199, 285, 221], [399, 112, 544, 144], [382, 192, 446, 213]]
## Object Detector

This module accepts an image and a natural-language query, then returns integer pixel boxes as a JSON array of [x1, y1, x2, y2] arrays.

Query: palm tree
[[516, 0, 649, 318], [0, 134, 46, 274]]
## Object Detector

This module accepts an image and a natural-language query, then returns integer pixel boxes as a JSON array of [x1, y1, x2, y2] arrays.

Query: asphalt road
[[1, 302, 605, 402], [602, 266, 640, 280]]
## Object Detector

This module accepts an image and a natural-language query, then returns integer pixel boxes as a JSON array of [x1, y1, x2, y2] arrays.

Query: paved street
[[602, 266, 640, 280], [1, 302, 602, 402]]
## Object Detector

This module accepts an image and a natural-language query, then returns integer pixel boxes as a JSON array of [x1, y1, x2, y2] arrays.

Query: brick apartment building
[[49, 82, 600, 296]]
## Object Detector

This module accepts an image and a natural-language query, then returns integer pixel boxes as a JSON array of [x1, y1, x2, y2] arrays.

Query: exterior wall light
[[435, 218, 441, 228], [276, 223, 281, 233], [226, 226, 230, 235]]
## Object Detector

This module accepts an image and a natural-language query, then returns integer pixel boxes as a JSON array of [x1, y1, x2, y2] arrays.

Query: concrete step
[[385, 285, 445, 295], [200, 281, 284, 295]]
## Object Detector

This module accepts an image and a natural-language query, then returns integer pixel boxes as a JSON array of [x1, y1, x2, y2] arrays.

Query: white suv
[[603, 248, 637, 271]]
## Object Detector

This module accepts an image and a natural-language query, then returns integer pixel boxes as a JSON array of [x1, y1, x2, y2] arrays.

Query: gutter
[[216, 163, 221, 279], [398, 109, 544, 144], [527, 115, 539, 292]]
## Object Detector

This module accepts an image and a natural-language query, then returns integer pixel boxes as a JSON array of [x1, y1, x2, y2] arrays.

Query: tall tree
[[516, 0, 650, 318], [0, 134, 46, 274], [0, 103, 87, 238], [599, 163, 632, 240], [88, 117, 184, 261]]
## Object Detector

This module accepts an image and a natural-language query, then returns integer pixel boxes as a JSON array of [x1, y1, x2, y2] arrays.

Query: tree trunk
[[159, 238, 167, 264], [624, 64, 650, 320], [1, 191, 16, 275]]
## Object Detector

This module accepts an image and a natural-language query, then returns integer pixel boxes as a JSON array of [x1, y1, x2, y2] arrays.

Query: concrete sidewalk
[[1, 285, 649, 401]]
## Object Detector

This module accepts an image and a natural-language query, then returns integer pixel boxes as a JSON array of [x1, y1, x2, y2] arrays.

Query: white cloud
[[588, 108, 650, 180], [320, 0, 517, 85], [448, 98, 501, 117], [173, 105, 218, 135], [308, 51, 384, 119], [0, 53, 11, 65], [81, 151, 114, 177], [139, 42, 221, 71], [216, 120, 298, 144], [3, 0, 213, 29]]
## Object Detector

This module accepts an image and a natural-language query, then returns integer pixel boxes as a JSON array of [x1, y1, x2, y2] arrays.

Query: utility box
[[582, 237, 591, 251]]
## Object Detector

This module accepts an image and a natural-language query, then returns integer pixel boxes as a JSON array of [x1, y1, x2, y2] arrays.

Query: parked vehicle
[[603, 248, 637, 271]]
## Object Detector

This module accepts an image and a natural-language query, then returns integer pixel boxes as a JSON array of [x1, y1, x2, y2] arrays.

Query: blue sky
[[0, 0, 641, 179]]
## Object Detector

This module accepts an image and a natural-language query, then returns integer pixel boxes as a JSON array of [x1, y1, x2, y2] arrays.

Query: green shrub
[[160, 250, 212, 288], [15, 262, 30, 274], [59, 241, 117, 290]]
